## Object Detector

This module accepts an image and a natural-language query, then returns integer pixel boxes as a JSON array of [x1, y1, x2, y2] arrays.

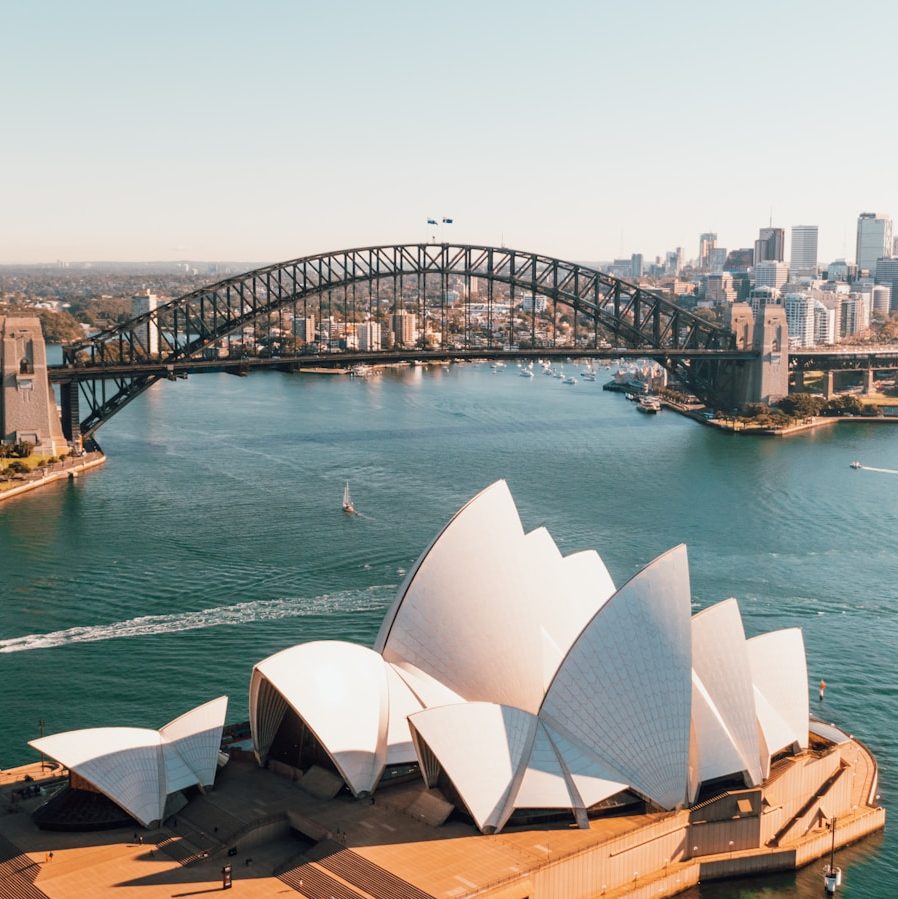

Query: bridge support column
[[59, 382, 83, 454], [794, 370, 805, 391], [0, 316, 67, 455], [863, 368, 875, 395], [824, 370, 835, 399]]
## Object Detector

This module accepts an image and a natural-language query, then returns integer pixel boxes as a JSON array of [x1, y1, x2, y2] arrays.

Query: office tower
[[131, 290, 159, 356], [790, 226, 819, 277], [753, 261, 790, 290], [856, 213, 893, 274], [874, 257, 898, 312], [699, 233, 716, 270], [872, 284, 891, 316], [709, 247, 727, 272], [753, 227, 785, 265], [631, 253, 643, 279], [705, 273, 735, 303]]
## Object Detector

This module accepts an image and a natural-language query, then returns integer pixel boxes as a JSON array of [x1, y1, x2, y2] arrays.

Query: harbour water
[[1, 360, 895, 897]]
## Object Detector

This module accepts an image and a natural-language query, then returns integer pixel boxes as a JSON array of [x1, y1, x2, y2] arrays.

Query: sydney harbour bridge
[[45, 242, 768, 443]]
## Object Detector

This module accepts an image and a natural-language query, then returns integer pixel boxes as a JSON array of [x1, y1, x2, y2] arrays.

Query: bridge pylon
[[1, 317, 68, 455], [717, 303, 789, 407]]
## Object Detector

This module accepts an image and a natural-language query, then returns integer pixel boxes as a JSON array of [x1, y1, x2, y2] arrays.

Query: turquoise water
[[1, 361, 895, 896]]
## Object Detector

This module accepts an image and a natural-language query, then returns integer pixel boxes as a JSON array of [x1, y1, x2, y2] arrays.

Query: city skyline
[[4, 0, 897, 265]]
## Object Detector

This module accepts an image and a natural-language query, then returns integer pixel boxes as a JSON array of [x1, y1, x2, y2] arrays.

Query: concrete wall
[[0, 317, 66, 454]]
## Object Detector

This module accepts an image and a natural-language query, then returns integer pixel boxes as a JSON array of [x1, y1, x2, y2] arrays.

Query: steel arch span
[[58, 243, 737, 437]]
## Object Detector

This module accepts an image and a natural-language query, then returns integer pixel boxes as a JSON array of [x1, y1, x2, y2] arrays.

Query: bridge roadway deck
[[47, 348, 756, 382]]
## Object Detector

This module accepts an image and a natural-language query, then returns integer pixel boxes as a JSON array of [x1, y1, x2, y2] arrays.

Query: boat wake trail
[[0, 587, 393, 654], [857, 465, 898, 475]]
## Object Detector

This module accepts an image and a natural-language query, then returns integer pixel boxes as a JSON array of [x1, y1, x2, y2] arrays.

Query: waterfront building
[[753, 227, 785, 265], [856, 212, 893, 274], [874, 257, 898, 312], [292, 315, 316, 343], [790, 225, 819, 278], [249, 481, 812, 833], [753, 260, 789, 290], [357, 321, 382, 351], [391, 310, 417, 346], [785, 293, 815, 348], [699, 232, 716, 270], [131, 289, 159, 356], [29, 697, 227, 828]]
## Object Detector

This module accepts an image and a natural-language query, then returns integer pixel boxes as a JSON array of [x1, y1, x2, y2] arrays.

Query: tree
[[777, 393, 825, 418]]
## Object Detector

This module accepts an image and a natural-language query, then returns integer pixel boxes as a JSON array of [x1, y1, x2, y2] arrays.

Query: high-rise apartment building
[[753, 227, 785, 266], [856, 213, 893, 274], [784, 293, 815, 348], [813, 301, 836, 345], [391, 310, 417, 346], [753, 261, 789, 290], [698, 233, 716, 270], [293, 315, 316, 343], [357, 321, 382, 351], [631, 253, 644, 279], [790, 226, 819, 277], [131, 290, 159, 356]]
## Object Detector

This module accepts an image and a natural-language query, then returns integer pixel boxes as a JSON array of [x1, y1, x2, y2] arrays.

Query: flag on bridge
[[442, 218, 453, 224], [426, 219, 438, 225]]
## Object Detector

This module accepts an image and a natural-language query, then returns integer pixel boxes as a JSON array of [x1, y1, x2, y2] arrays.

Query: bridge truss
[[57, 243, 737, 437]]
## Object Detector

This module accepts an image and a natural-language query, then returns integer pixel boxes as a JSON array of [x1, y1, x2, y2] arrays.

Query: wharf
[[0, 452, 106, 503], [0, 731, 884, 899]]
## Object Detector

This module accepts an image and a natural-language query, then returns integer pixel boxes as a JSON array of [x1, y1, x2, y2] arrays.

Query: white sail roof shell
[[249, 641, 422, 795], [747, 628, 809, 769], [690, 599, 763, 791], [375, 481, 615, 714], [410, 703, 537, 833], [540, 545, 693, 810], [29, 697, 227, 828]]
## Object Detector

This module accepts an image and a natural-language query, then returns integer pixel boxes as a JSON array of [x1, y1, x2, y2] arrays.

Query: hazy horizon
[[4, 0, 896, 266]]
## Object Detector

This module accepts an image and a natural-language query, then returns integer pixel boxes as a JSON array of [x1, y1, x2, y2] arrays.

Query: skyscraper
[[856, 213, 893, 274], [790, 226, 819, 278], [698, 233, 716, 270], [131, 290, 159, 356], [753, 261, 790, 290], [753, 227, 785, 266], [875, 258, 898, 313]]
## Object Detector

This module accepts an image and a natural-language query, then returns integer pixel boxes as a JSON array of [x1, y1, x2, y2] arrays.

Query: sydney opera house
[[12, 482, 883, 898], [249, 480, 812, 831]]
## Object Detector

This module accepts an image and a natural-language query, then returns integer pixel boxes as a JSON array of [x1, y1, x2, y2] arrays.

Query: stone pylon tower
[[720, 303, 789, 407], [0, 317, 67, 455]]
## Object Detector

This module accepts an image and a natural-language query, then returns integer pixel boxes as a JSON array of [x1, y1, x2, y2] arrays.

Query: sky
[[3, 0, 896, 266]]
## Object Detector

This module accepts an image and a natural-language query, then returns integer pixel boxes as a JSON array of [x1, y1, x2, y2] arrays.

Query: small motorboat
[[850, 461, 862, 470]]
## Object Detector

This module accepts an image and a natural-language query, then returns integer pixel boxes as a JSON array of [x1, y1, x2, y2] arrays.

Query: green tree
[[778, 393, 825, 418]]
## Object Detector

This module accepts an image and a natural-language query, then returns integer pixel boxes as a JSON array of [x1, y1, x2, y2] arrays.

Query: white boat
[[563, 376, 577, 385], [637, 396, 661, 414], [850, 461, 862, 470], [520, 369, 534, 378], [342, 481, 356, 514], [581, 372, 596, 381]]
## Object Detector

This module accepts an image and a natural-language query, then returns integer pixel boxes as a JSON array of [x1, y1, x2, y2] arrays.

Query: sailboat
[[342, 481, 356, 514]]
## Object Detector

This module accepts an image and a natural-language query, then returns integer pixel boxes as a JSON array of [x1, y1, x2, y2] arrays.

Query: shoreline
[[0, 452, 106, 503]]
